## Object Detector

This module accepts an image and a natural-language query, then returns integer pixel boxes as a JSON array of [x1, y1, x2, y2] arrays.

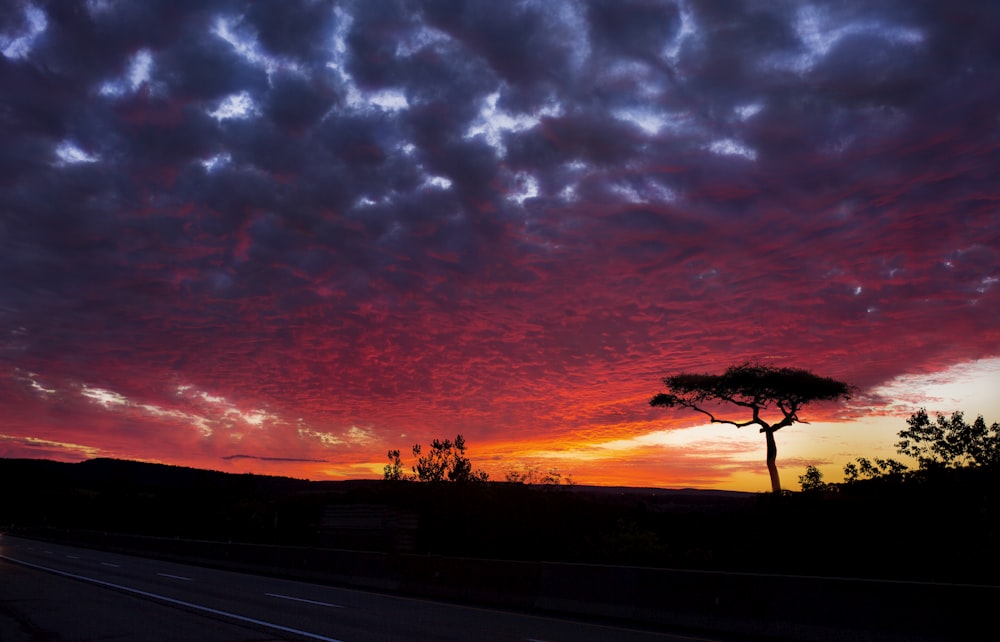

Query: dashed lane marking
[[266, 593, 344, 609]]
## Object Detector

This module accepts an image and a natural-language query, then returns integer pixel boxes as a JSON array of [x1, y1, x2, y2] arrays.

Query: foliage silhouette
[[896, 408, 1000, 469], [504, 466, 575, 486], [651, 361, 853, 494], [383, 434, 489, 482], [814, 409, 1000, 488], [383, 449, 406, 481], [842, 456, 908, 483], [798, 465, 826, 491]]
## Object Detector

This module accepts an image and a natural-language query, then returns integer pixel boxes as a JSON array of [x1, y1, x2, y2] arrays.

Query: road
[[0, 535, 727, 642]]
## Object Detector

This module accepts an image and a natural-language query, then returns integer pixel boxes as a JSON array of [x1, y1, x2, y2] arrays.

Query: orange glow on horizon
[[3, 359, 998, 493]]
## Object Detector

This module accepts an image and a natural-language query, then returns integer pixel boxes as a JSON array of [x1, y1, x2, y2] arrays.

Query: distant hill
[[0, 457, 753, 501]]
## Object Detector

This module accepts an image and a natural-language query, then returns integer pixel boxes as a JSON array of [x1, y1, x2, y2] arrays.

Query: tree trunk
[[764, 429, 781, 494]]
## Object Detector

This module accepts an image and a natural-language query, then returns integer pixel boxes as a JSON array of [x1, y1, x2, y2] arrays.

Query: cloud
[[222, 454, 329, 463], [1, 0, 998, 489]]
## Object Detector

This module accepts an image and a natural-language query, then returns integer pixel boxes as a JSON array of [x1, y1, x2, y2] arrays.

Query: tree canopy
[[651, 361, 853, 494], [384, 434, 489, 483], [798, 408, 1000, 490], [896, 409, 1000, 470]]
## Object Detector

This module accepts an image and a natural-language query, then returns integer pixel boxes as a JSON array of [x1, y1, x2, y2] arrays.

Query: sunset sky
[[2, 0, 998, 492]]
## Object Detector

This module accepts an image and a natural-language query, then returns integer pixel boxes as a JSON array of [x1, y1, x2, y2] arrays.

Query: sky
[[1, 0, 998, 492]]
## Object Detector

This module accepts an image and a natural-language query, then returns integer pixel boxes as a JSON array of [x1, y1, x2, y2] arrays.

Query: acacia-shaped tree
[[650, 361, 853, 494]]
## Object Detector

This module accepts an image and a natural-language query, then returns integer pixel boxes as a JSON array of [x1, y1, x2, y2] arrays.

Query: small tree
[[798, 465, 826, 492], [384, 434, 489, 482], [383, 449, 406, 481], [650, 361, 853, 494]]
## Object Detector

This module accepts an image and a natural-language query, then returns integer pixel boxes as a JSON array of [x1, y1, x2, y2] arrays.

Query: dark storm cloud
[[242, 0, 338, 62], [1, 0, 998, 482], [263, 71, 338, 133], [588, 0, 681, 62], [421, 0, 575, 87], [159, 35, 269, 101]]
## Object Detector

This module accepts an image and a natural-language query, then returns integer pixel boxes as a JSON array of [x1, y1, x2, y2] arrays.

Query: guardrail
[[6, 527, 993, 641]]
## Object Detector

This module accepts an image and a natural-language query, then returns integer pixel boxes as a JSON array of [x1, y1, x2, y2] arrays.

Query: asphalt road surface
[[0, 535, 728, 642]]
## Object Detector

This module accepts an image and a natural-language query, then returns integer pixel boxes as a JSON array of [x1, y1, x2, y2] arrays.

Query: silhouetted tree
[[383, 449, 406, 481], [798, 465, 826, 492], [650, 361, 853, 494], [896, 409, 1000, 469], [842, 456, 908, 483], [384, 434, 489, 482]]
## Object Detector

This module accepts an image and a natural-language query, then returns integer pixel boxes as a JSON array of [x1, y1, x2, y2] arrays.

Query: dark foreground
[[1, 535, 727, 642], [2, 457, 999, 640], [4, 531, 996, 642]]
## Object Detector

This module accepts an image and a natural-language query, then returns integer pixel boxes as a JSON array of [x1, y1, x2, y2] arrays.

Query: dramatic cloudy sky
[[2, 0, 998, 491]]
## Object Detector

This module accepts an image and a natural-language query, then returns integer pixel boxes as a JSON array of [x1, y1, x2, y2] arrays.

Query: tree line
[[382, 434, 574, 485], [383, 434, 489, 482], [800, 408, 1000, 490]]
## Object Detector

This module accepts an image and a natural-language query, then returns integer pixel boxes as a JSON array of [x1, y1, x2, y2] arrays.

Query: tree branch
[[683, 401, 761, 429], [772, 400, 801, 432]]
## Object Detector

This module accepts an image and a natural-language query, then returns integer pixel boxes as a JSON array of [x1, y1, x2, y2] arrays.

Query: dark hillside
[[3, 458, 997, 583]]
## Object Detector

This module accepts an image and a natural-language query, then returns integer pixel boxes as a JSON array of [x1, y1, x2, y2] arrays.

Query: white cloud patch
[[735, 103, 763, 121], [612, 108, 668, 136], [421, 175, 452, 190], [30, 379, 56, 395], [365, 88, 409, 111], [297, 424, 376, 448], [1, 4, 47, 60], [870, 358, 1000, 419], [209, 91, 257, 121], [508, 171, 539, 205], [775, 5, 925, 74], [346, 425, 376, 445], [100, 49, 154, 97], [299, 427, 343, 447], [610, 178, 678, 204], [81, 385, 128, 407], [662, 0, 697, 67], [55, 141, 99, 165], [324, 8, 410, 116], [465, 91, 562, 156], [184, 387, 278, 429], [550, 0, 590, 74], [707, 138, 758, 161], [395, 24, 452, 57], [213, 15, 300, 78], [137, 403, 214, 437], [200, 153, 232, 172]]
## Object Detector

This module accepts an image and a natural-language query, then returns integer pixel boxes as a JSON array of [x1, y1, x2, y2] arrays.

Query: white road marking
[[101, 562, 121, 567], [0, 555, 345, 642], [157, 572, 192, 581], [266, 593, 344, 608], [66, 555, 80, 559]]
